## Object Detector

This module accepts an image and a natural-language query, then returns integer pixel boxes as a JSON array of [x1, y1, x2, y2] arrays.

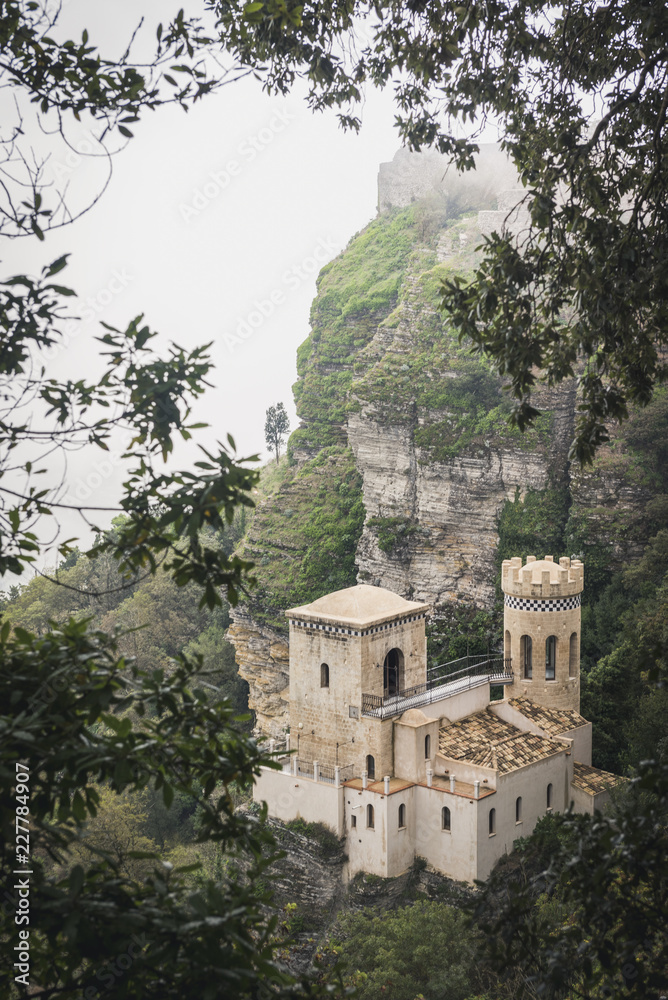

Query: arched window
[[545, 636, 557, 680], [367, 804, 374, 829], [398, 803, 406, 829], [424, 734, 431, 759], [320, 662, 329, 688], [569, 632, 578, 677], [504, 629, 511, 661], [383, 647, 404, 696], [366, 755, 375, 781], [516, 796, 523, 823], [489, 808, 496, 836], [441, 806, 451, 832], [547, 783, 553, 810], [521, 635, 533, 679]]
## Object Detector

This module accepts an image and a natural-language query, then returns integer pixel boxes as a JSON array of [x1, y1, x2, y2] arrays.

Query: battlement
[[501, 555, 584, 599]]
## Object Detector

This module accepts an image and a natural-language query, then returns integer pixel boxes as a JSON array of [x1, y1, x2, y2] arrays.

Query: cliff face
[[230, 147, 667, 733], [226, 611, 289, 737]]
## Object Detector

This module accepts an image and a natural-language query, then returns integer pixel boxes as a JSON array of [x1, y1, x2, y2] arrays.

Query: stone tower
[[285, 585, 429, 778], [501, 555, 584, 712]]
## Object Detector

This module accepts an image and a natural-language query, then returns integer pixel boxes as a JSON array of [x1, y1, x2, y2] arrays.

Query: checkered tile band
[[504, 594, 581, 612], [288, 612, 426, 637]]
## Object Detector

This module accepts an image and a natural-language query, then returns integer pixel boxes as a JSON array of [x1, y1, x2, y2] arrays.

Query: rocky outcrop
[[227, 611, 289, 734], [350, 409, 553, 606]]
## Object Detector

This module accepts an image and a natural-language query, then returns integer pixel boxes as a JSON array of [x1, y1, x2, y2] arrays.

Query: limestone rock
[[227, 611, 289, 735]]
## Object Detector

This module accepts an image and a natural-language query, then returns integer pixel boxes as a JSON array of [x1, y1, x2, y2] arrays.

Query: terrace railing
[[362, 656, 513, 719]]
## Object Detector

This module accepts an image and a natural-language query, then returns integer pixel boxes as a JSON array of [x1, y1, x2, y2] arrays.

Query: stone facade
[[286, 586, 429, 778], [254, 570, 618, 883]]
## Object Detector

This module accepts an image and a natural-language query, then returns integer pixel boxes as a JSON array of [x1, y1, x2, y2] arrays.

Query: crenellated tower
[[502, 555, 584, 713]]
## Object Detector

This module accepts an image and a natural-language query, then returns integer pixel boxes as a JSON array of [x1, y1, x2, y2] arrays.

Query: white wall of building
[[412, 784, 479, 883], [476, 751, 570, 880], [254, 767, 345, 835]]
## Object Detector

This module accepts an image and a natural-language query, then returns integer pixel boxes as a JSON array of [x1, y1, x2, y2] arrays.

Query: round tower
[[502, 555, 584, 713]]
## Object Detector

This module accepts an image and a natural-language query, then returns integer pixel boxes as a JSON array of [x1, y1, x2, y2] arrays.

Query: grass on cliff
[[238, 447, 365, 632], [292, 200, 452, 452]]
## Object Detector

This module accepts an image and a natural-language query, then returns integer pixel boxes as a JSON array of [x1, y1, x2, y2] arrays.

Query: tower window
[[351, 813, 357, 828], [366, 755, 375, 781], [569, 632, 578, 677], [367, 804, 374, 829], [545, 636, 557, 680], [521, 635, 532, 679], [320, 662, 329, 688], [398, 803, 406, 829], [424, 734, 431, 759], [489, 808, 496, 836], [383, 647, 404, 696], [515, 796, 523, 823], [547, 783, 553, 810], [504, 629, 511, 661], [441, 806, 451, 832]]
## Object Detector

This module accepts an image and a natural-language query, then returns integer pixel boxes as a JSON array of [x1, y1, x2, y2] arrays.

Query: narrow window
[[547, 783, 553, 810], [489, 808, 496, 836], [545, 636, 557, 681], [441, 806, 451, 832], [351, 813, 357, 828], [424, 734, 431, 759], [320, 662, 329, 688], [516, 796, 523, 823], [383, 647, 404, 696], [398, 803, 406, 829], [521, 635, 532, 679], [569, 632, 578, 677], [366, 754, 375, 781], [504, 629, 511, 661], [367, 804, 374, 829]]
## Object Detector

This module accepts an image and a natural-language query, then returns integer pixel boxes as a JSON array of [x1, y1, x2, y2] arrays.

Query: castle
[[253, 556, 618, 883]]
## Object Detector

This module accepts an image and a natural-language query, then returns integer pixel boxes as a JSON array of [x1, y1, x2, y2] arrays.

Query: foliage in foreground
[[329, 901, 479, 1000], [0, 617, 338, 998], [474, 760, 668, 999]]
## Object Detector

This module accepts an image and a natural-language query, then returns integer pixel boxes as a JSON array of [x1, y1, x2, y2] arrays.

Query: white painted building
[[253, 556, 618, 883]]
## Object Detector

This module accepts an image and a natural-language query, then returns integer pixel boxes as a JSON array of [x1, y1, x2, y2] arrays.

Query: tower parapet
[[502, 554, 584, 599], [502, 556, 584, 713]]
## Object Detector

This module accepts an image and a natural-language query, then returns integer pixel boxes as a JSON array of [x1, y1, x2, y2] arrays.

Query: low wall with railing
[[253, 762, 347, 834]]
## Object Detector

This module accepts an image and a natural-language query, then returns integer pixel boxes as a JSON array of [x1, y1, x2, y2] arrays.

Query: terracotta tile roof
[[509, 697, 588, 735], [572, 761, 619, 795], [438, 709, 566, 774], [438, 709, 516, 757]]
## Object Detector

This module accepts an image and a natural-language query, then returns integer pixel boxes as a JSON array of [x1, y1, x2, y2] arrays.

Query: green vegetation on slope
[[240, 447, 365, 632], [292, 201, 451, 453], [0, 519, 251, 726]]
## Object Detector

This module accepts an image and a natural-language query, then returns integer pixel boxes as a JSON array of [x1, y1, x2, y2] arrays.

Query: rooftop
[[509, 697, 588, 735], [286, 584, 430, 628], [438, 709, 567, 774], [572, 761, 620, 795]]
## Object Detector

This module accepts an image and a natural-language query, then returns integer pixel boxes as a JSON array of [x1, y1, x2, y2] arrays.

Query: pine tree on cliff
[[265, 402, 290, 463]]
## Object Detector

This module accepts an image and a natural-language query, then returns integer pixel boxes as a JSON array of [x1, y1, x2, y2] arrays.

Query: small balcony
[[362, 655, 513, 719]]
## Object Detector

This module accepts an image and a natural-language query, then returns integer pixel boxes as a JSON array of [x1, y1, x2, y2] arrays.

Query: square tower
[[286, 585, 430, 778]]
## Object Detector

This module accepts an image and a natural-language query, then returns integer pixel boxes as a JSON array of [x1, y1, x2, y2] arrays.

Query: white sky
[[4, 1, 401, 563]]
